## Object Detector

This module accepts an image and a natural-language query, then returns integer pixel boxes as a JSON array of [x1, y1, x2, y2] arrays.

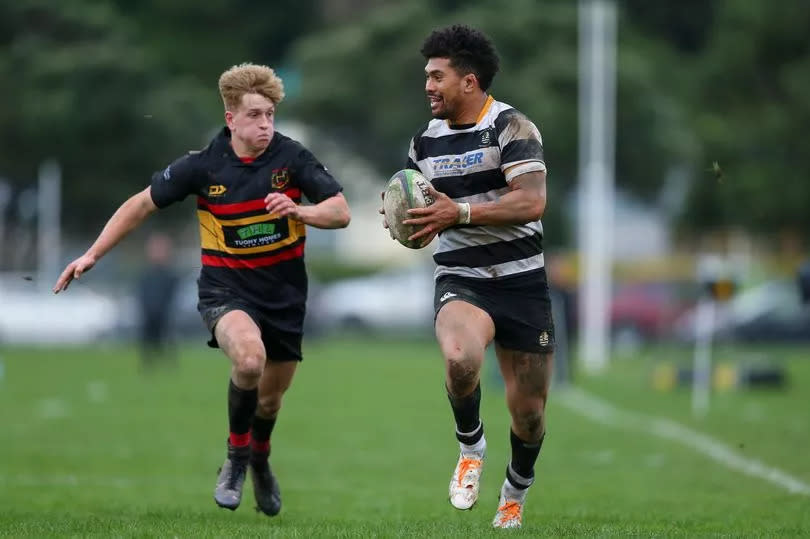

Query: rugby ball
[[383, 169, 435, 249]]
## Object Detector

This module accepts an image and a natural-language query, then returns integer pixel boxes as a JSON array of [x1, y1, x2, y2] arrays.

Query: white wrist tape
[[456, 202, 471, 225]]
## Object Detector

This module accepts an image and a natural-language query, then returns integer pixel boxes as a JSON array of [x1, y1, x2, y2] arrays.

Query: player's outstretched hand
[[53, 254, 97, 294], [403, 185, 457, 247], [265, 192, 300, 219]]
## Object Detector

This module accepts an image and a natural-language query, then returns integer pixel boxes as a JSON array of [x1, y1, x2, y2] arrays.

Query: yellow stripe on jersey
[[197, 209, 307, 255], [446, 95, 494, 128], [476, 95, 495, 124]]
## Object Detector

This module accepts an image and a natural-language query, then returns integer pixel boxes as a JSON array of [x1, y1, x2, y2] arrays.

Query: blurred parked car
[[610, 280, 698, 344], [307, 265, 434, 334], [0, 274, 123, 345], [673, 279, 810, 343]]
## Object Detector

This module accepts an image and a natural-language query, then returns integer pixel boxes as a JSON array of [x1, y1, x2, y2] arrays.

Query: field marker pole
[[578, 0, 616, 373], [37, 160, 61, 293], [692, 298, 715, 418]]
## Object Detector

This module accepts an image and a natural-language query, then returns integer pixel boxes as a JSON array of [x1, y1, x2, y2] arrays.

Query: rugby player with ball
[[382, 25, 554, 529]]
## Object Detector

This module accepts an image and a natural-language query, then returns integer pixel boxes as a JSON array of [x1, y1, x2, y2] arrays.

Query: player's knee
[[233, 351, 265, 381], [446, 356, 479, 395], [256, 392, 282, 417], [513, 408, 545, 441]]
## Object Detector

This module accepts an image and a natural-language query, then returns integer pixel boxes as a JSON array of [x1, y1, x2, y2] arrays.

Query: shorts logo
[[208, 184, 227, 196], [162, 165, 172, 181], [538, 331, 550, 347], [271, 168, 290, 190], [440, 291, 458, 302]]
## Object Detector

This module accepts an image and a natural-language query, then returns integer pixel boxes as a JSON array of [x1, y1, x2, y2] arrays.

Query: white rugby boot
[[448, 442, 485, 510], [492, 479, 528, 529]]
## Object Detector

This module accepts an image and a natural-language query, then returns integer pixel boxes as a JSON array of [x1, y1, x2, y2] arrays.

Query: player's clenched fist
[[264, 192, 300, 219]]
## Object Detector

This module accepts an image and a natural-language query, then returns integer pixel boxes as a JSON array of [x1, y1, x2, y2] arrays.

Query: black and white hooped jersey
[[406, 96, 547, 281]]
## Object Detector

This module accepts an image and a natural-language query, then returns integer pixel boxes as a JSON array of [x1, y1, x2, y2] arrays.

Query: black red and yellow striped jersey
[[150, 127, 342, 313]]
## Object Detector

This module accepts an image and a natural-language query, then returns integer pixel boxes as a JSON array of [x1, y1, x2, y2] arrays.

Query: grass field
[[1, 337, 808, 537]]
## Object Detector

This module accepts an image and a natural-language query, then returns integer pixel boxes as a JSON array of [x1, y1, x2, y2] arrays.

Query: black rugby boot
[[250, 453, 282, 516]]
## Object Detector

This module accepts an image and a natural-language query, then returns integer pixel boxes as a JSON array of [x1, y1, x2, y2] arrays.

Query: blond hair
[[218, 63, 285, 111]]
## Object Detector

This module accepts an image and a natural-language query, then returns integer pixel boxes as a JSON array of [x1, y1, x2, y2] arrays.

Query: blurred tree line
[[2, 0, 808, 245], [0, 0, 318, 235]]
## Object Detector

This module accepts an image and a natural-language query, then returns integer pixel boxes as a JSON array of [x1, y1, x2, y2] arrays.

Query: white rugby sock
[[501, 478, 529, 502], [458, 424, 486, 454]]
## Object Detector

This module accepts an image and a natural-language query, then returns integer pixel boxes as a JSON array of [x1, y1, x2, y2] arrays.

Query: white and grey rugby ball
[[383, 169, 435, 249]]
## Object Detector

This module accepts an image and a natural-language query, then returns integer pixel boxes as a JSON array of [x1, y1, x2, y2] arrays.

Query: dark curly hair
[[420, 25, 500, 92]]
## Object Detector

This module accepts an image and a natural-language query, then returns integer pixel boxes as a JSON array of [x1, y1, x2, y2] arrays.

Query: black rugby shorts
[[434, 269, 555, 353], [198, 287, 304, 362]]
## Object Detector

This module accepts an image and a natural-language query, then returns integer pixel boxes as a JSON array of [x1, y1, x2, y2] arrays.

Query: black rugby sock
[[228, 379, 258, 447], [447, 383, 483, 444], [251, 415, 277, 455], [506, 429, 545, 489]]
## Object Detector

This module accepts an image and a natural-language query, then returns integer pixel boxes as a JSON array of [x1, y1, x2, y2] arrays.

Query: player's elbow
[[323, 193, 350, 228], [337, 207, 351, 228], [134, 188, 159, 217], [523, 195, 545, 223], [334, 200, 351, 228]]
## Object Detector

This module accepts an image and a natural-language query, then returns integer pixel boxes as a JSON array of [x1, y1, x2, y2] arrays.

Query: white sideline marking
[[558, 387, 810, 496]]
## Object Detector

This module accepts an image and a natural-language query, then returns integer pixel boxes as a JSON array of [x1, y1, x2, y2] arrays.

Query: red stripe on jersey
[[197, 189, 301, 216], [201, 244, 305, 268], [283, 188, 301, 200], [197, 197, 266, 215]]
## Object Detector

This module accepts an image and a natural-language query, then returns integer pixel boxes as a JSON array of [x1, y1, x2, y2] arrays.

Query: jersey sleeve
[[291, 147, 343, 204], [149, 153, 204, 208], [495, 109, 547, 182], [404, 122, 430, 172], [405, 136, 419, 171]]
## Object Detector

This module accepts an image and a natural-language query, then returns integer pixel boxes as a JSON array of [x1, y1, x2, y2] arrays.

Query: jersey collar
[[446, 94, 494, 129], [216, 127, 276, 165]]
